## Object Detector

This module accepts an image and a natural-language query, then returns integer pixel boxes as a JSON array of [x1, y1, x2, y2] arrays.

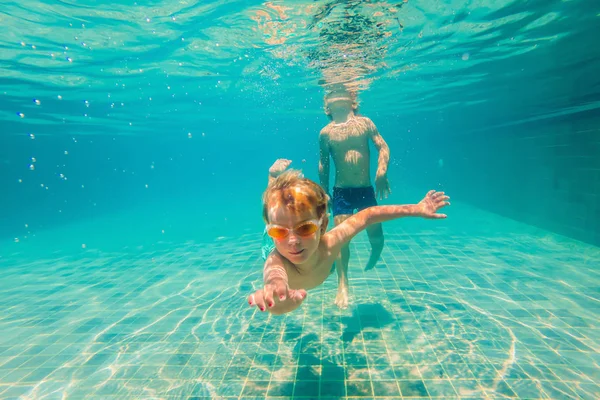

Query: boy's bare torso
[[322, 116, 375, 188], [275, 240, 339, 291]]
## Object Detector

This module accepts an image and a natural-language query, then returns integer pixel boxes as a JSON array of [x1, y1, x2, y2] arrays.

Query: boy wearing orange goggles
[[248, 159, 450, 315]]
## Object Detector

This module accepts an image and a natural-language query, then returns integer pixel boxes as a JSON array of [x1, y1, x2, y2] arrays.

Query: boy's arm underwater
[[247, 252, 307, 315], [318, 130, 331, 194], [324, 190, 450, 250], [268, 158, 292, 185], [368, 119, 391, 200]]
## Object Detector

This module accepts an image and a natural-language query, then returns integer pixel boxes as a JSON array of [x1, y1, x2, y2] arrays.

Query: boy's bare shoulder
[[320, 123, 334, 135], [356, 116, 377, 130]]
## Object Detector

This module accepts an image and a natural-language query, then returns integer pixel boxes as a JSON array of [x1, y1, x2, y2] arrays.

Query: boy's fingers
[[275, 282, 288, 301], [263, 285, 275, 309], [289, 289, 307, 303], [253, 291, 267, 311]]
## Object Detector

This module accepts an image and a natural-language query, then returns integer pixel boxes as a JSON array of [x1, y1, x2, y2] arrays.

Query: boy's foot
[[364, 259, 378, 271], [335, 286, 349, 309]]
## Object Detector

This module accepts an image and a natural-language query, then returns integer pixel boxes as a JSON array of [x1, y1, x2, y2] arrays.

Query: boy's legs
[[334, 213, 352, 309], [365, 223, 384, 271], [356, 186, 383, 271]]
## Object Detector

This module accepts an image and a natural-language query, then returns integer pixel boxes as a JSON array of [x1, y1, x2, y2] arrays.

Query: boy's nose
[[287, 233, 301, 244]]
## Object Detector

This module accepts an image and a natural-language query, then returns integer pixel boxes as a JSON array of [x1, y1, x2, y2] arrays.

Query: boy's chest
[[286, 260, 333, 291]]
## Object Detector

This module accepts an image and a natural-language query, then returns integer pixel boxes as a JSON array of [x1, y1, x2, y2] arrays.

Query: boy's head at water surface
[[323, 84, 359, 119], [262, 170, 329, 264]]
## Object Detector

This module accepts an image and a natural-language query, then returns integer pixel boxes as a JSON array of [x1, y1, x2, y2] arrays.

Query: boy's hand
[[417, 190, 450, 219], [375, 174, 391, 200], [269, 159, 292, 178], [247, 279, 307, 312]]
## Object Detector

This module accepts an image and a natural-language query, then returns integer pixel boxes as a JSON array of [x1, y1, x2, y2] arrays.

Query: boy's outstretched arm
[[318, 130, 331, 194], [248, 252, 306, 315], [368, 121, 391, 200], [324, 190, 450, 249]]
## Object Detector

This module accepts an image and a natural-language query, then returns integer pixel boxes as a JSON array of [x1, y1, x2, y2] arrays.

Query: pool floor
[[0, 205, 599, 399]]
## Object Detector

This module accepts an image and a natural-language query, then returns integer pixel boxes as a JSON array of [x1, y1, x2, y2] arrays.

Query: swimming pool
[[1, 0, 599, 399]]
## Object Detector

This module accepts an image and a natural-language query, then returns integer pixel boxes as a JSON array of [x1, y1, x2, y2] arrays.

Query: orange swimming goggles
[[266, 219, 322, 240]]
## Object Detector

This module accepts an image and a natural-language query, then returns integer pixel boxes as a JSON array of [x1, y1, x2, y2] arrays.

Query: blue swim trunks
[[332, 186, 378, 216]]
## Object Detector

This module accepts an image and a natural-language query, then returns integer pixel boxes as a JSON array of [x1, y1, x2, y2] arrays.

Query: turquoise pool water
[[1, 0, 599, 399]]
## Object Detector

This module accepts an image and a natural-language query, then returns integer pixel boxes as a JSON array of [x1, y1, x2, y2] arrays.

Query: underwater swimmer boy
[[248, 161, 450, 315]]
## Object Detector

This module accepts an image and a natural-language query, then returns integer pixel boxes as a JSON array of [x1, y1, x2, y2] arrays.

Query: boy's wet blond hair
[[262, 170, 328, 225]]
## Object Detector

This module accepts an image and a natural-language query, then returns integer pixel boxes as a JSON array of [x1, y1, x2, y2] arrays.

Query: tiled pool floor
[[0, 207, 599, 399]]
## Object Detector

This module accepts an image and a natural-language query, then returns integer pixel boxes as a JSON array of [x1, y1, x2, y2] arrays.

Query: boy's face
[[326, 92, 354, 113], [267, 197, 322, 265]]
